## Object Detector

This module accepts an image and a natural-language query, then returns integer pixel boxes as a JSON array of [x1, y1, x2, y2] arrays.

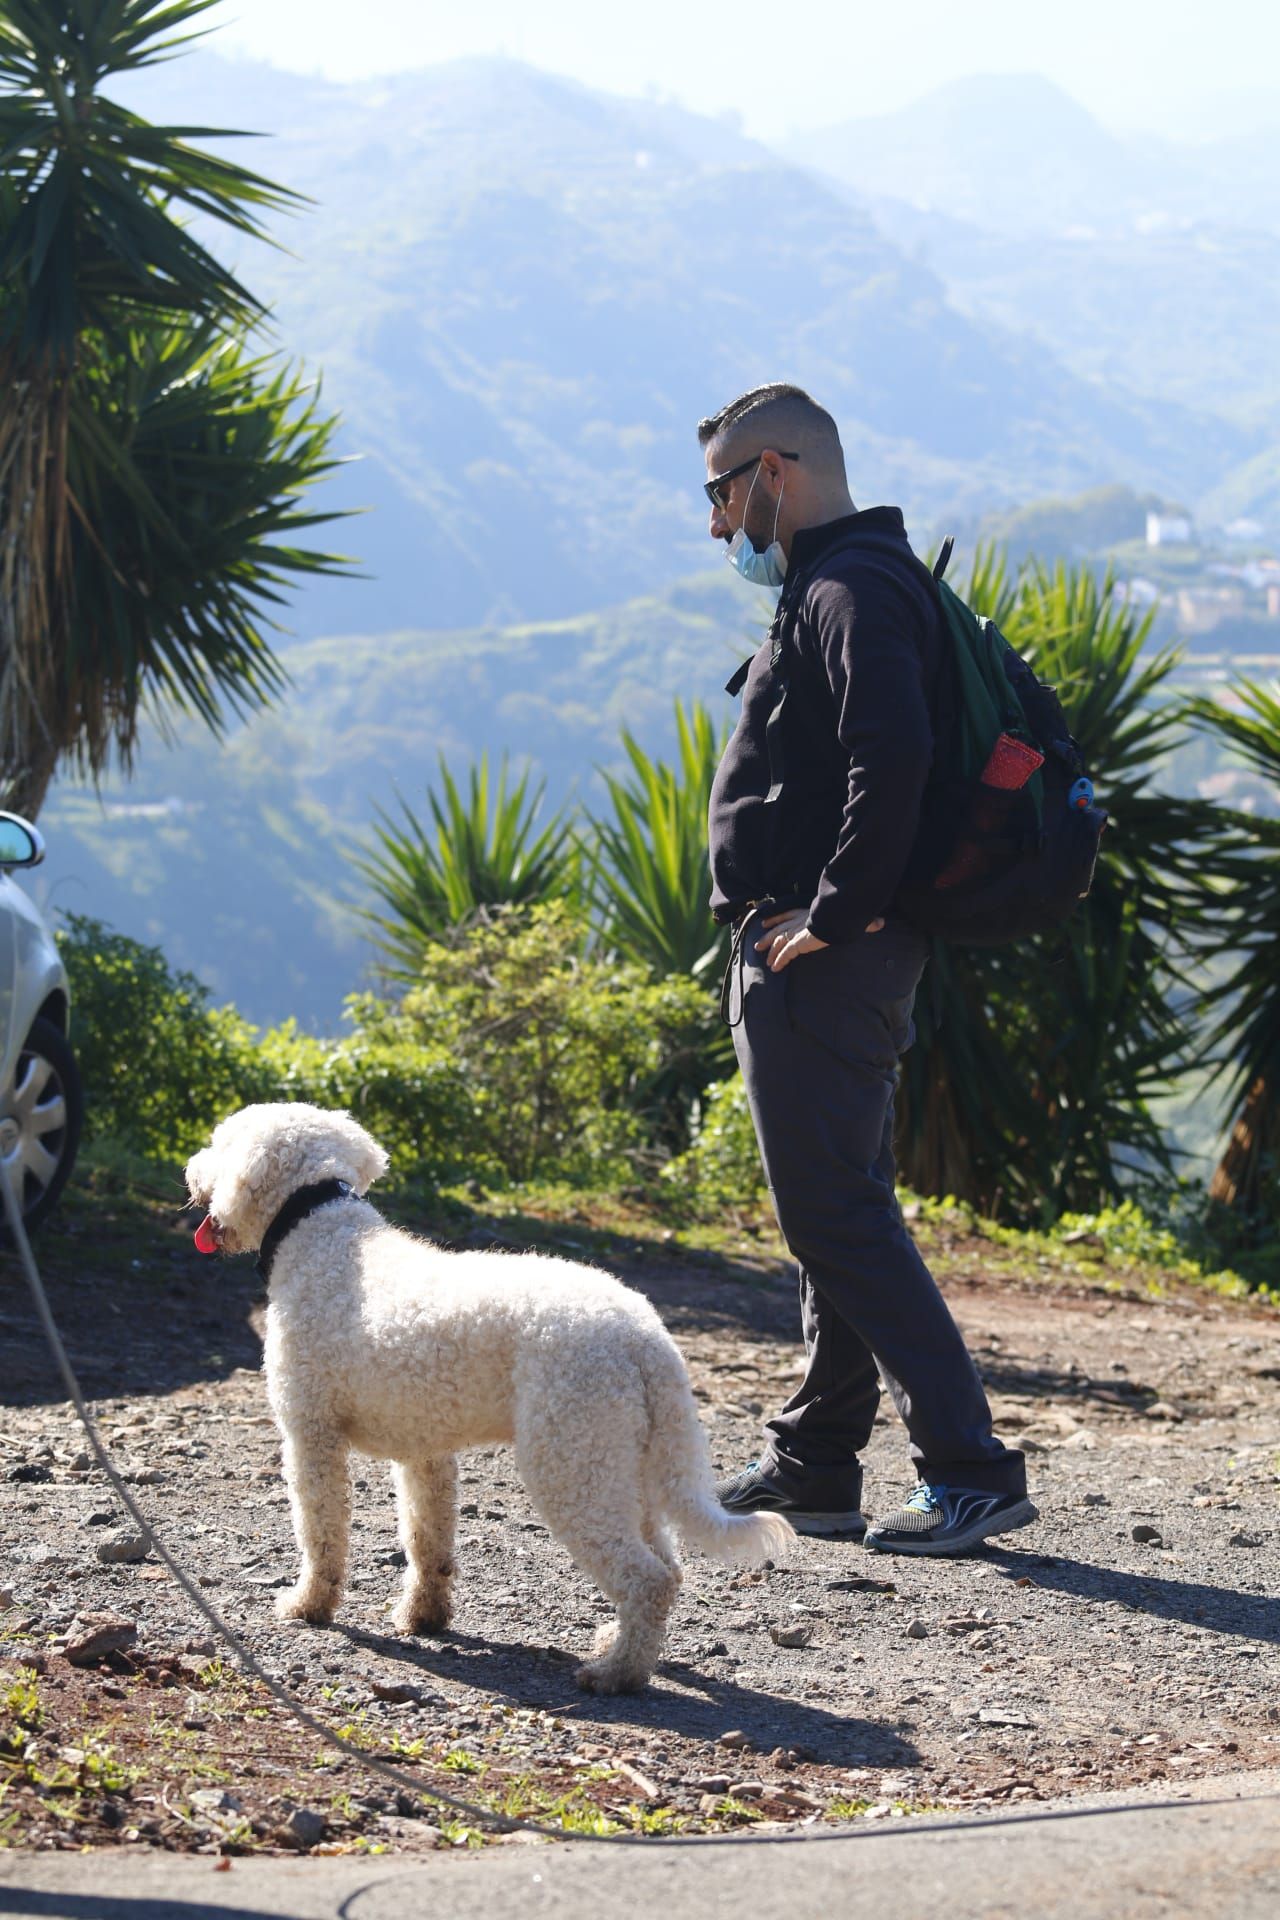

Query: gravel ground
[[2, 1198, 1278, 1854]]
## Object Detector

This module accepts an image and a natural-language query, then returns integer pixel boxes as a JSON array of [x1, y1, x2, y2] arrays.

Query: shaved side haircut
[[698, 383, 847, 486]]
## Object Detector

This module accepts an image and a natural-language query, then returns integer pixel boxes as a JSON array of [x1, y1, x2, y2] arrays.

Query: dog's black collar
[[257, 1179, 357, 1282]]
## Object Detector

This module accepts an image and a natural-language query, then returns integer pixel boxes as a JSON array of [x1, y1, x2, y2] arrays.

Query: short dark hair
[[697, 383, 846, 483]]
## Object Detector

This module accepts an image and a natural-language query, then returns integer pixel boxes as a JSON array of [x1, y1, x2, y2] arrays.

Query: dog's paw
[[391, 1589, 453, 1636], [574, 1654, 646, 1696], [275, 1584, 336, 1627]]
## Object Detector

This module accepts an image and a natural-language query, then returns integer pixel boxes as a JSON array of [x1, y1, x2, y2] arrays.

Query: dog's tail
[[640, 1336, 793, 1567]]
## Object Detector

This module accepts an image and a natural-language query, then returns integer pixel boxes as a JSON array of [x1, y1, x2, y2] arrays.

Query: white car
[[0, 812, 82, 1230]]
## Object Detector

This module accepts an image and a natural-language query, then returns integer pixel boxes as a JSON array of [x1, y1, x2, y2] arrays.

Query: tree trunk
[[0, 361, 72, 821], [1209, 1074, 1273, 1215]]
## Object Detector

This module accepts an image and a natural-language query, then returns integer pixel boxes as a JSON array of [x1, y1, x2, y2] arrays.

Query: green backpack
[[892, 538, 1109, 944]]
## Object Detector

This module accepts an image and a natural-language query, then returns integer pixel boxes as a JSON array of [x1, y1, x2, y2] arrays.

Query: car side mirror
[[0, 812, 45, 868]]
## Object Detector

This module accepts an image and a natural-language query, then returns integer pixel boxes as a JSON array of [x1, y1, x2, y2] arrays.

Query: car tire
[[0, 1016, 83, 1235]]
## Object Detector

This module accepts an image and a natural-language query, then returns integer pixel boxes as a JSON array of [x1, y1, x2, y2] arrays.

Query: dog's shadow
[[331, 1620, 918, 1768]]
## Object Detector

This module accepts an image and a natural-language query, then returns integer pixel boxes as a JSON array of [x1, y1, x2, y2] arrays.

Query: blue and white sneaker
[[863, 1483, 1038, 1556]]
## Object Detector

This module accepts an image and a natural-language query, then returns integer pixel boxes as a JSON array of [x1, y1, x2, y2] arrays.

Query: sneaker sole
[[785, 1510, 867, 1539], [863, 1498, 1039, 1557]]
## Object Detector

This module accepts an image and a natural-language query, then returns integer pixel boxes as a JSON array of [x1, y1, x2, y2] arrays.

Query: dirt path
[[2, 1198, 1278, 1855]]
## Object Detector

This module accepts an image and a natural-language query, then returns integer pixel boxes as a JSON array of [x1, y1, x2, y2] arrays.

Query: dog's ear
[[328, 1111, 390, 1194], [185, 1146, 213, 1209]]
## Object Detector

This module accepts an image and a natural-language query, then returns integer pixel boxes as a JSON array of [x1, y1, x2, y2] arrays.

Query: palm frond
[[353, 755, 581, 982], [588, 699, 729, 980]]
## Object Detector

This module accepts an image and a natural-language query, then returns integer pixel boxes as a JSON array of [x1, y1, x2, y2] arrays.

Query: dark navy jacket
[[707, 507, 943, 944]]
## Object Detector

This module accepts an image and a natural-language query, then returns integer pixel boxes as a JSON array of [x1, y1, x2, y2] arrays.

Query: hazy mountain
[[109, 53, 1260, 640], [857, 194, 1280, 432], [784, 72, 1280, 238]]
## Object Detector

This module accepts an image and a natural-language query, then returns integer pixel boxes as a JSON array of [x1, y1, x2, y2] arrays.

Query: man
[[702, 382, 1035, 1555]]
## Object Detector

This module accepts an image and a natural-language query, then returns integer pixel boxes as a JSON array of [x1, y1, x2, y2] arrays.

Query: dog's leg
[[389, 1456, 457, 1635], [520, 1439, 679, 1693], [565, 1528, 679, 1694], [275, 1429, 351, 1626]]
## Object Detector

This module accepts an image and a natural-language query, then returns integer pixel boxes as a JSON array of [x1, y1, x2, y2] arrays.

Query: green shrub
[[57, 905, 710, 1191], [395, 902, 710, 1186], [57, 915, 274, 1159], [663, 1076, 764, 1212]]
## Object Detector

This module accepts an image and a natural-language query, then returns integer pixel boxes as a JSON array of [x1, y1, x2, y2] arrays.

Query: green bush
[[664, 1076, 765, 1212], [57, 905, 710, 1190], [57, 915, 275, 1159], [394, 902, 710, 1186]]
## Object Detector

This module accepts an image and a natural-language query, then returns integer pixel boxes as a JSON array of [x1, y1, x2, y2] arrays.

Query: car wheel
[[0, 1016, 83, 1234]]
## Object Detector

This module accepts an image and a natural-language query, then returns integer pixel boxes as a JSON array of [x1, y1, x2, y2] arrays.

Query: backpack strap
[[932, 534, 955, 583]]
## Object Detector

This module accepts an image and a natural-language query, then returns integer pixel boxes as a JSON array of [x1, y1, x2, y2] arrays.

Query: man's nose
[[708, 500, 729, 539]]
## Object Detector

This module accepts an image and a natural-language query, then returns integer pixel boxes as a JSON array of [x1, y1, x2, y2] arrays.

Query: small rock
[[906, 1619, 929, 1640], [770, 1623, 813, 1648], [0, 1588, 12, 1611], [692, 1775, 732, 1794], [370, 1680, 422, 1704], [8, 1463, 53, 1484], [459, 1503, 479, 1518], [95, 1530, 151, 1565], [1228, 1531, 1262, 1548], [1061, 1431, 1097, 1451], [1081, 1493, 1109, 1507], [184, 1638, 216, 1656], [83, 1511, 115, 1528], [63, 1612, 138, 1665], [1143, 1402, 1183, 1422], [190, 1788, 242, 1815], [718, 1730, 752, 1751], [1131, 1525, 1163, 1545], [729, 1780, 765, 1798], [275, 1807, 326, 1851]]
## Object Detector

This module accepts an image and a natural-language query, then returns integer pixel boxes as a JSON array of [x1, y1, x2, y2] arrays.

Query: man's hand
[[755, 909, 885, 972]]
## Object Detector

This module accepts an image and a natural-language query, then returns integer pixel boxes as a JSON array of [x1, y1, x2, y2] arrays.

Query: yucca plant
[[355, 754, 581, 981], [588, 700, 729, 980], [0, 0, 346, 815], [897, 554, 1219, 1223], [1181, 677, 1280, 1247], [586, 699, 734, 1149]]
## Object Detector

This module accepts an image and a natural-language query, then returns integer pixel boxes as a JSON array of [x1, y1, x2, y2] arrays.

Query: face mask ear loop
[[771, 476, 785, 548], [738, 462, 761, 541]]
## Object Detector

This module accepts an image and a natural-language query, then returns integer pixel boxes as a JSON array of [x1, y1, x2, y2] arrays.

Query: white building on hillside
[[1146, 511, 1193, 546]]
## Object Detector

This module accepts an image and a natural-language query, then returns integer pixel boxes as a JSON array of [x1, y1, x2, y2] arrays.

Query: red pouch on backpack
[[934, 734, 1045, 888]]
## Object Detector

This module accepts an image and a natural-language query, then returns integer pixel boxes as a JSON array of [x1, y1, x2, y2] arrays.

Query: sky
[[206, 0, 1280, 142]]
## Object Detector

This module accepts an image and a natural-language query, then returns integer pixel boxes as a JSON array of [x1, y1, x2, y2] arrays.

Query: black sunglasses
[[703, 450, 799, 511]]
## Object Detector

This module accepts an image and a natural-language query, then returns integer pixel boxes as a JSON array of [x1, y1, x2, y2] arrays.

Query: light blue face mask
[[726, 466, 788, 590]]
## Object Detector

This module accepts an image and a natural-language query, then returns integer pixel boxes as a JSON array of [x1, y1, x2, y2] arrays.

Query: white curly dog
[[185, 1102, 791, 1693]]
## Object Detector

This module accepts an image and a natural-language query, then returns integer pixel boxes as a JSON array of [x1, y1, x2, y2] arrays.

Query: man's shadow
[[333, 1620, 919, 1769], [989, 1545, 1280, 1644]]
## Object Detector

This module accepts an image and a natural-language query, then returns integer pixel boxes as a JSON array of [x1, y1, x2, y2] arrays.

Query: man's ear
[[758, 446, 786, 492]]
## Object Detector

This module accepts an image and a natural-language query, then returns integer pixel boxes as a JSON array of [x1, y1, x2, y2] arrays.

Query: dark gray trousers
[[728, 910, 1025, 1501]]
